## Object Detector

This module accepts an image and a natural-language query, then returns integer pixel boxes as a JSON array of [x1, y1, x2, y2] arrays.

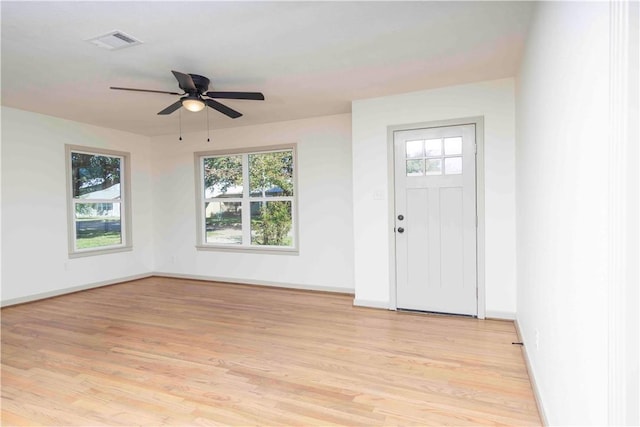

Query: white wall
[[151, 114, 354, 292], [516, 2, 612, 424], [1, 107, 154, 304], [351, 78, 517, 317]]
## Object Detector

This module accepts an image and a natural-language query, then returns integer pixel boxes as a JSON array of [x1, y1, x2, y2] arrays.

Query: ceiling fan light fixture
[[182, 97, 205, 112], [112, 70, 262, 118]]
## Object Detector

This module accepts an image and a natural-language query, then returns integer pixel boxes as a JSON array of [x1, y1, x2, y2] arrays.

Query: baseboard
[[1, 272, 353, 307], [153, 272, 354, 295], [353, 298, 390, 310], [485, 310, 516, 320], [0, 272, 153, 307], [514, 318, 549, 426]]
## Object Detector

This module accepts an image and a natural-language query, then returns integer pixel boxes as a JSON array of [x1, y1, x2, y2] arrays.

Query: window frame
[[65, 145, 132, 258], [195, 144, 298, 254]]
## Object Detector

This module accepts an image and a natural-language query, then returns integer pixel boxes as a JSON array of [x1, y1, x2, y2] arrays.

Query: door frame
[[386, 116, 486, 319]]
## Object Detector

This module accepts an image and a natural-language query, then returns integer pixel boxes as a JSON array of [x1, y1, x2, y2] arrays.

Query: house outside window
[[195, 145, 297, 253], [66, 145, 132, 257]]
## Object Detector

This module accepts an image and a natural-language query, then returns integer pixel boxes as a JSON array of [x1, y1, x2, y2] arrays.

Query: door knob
[[397, 227, 405, 233]]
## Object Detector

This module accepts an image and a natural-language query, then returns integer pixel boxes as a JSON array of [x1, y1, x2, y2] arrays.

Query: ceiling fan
[[110, 70, 264, 118]]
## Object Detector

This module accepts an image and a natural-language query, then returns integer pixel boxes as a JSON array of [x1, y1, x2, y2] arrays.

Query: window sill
[[68, 245, 133, 259], [195, 245, 299, 255]]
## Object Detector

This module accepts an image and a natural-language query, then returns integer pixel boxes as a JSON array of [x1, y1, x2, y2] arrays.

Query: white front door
[[394, 124, 477, 316]]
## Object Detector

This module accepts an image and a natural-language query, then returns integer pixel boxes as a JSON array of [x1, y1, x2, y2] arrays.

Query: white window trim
[[194, 144, 299, 255], [65, 145, 133, 258]]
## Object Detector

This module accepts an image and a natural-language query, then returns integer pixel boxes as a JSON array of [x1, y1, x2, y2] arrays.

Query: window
[[405, 137, 463, 176], [196, 145, 297, 252], [66, 145, 132, 257]]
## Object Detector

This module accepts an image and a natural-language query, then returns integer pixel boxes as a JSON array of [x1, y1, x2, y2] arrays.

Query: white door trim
[[608, 0, 638, 424], [387, 116, 485, 319]]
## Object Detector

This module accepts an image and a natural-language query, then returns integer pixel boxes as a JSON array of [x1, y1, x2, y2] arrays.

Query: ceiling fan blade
[[205, 99, 242, 119], [157, 100, 183, 115], [205, 91, 265, 101], [171, 70, 196, 92], [110, 86, 182, 95]]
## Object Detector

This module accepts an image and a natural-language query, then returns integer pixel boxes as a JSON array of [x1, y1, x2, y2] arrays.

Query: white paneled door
[[394, 124, 477, 316]]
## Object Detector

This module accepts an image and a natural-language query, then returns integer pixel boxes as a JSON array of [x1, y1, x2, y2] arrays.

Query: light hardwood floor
[[1, 277, 540, 426]]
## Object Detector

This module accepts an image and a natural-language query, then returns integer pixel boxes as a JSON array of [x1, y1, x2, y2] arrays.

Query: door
[[394, 124, 477, 316]]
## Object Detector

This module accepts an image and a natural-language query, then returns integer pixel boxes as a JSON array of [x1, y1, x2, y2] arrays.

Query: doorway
[[393, 122, 479, 316]]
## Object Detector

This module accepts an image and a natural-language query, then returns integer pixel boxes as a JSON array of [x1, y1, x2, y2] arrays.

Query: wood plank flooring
[[1, 277, 541, 426]]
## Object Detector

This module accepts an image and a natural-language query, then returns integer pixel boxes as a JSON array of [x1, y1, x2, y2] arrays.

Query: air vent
[[87, 30, 142, 50]]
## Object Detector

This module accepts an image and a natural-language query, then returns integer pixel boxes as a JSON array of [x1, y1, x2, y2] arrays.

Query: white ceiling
[[1, 1, 534, 137]]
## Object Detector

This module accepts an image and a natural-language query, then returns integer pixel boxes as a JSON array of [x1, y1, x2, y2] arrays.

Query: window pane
[[424, 139, 442, 157], [425, 158, 442, 175], [249, 151, 293, 197], [444, 157, 463, 175], [250, 201, 293, 246], [405, 140, 424, 158], [406, 159, 424, 176], [75, 202, 121, 249], [71, 153, 121, 199], [203, 156, 243, 198], [444, 137, 462, 155], [205, 201, 242, 244]]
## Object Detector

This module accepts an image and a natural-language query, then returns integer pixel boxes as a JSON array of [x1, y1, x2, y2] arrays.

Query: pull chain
[[206, 106, 211, 142], [178, 108, 183, 141]]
